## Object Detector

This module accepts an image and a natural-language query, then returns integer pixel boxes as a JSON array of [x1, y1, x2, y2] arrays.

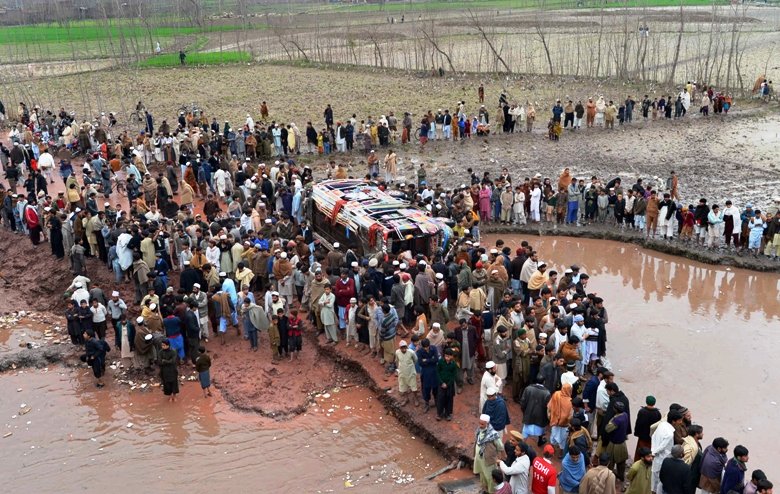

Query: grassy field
[[0, 21, 242, 45], [138, 51, 251, 67]]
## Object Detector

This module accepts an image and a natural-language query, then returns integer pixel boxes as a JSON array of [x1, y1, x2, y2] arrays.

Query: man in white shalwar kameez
[[651, 410, 682, 494], [479, 361, 503, 415]]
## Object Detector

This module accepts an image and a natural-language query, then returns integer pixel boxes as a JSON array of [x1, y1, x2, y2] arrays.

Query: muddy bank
[[210, 329, 345, 419], [482, 223, 780, 272]]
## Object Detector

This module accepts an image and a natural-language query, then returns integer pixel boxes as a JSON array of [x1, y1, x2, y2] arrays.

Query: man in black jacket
[[660, 445, 690, 494], [693, 198, 710, 246]]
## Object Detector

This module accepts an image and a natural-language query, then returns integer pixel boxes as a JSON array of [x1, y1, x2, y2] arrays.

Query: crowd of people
[[0, 92, 775, 493]]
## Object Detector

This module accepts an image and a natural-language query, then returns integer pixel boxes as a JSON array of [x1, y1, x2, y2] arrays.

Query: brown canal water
[[484, 235, 780, 472], [0, 368, 445, 493]]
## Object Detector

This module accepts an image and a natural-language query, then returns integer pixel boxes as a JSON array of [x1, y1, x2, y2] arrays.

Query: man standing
[[474, 414, 505, 493], [482, 387, 510, 434], [698, 437, 729, 494], [581, 453, 617, 494], [395, 340, 419, 407], [159, 338, 179, 402], [548, 382, 573, 458], [454, 317, 478, 385], [480, 360, 501, 414], [531, 444, 558, 494], [519, 376, 551, 446], [627, 448, 654, 494], [720, 446, 749, 494], [499, 438, 531, 494], [436, 348, 458, 421], [512, 328, 532, 402], [652, 410, 684, 493], [660, 445, 690, 494], [634, 396, 662, 460], [184, 300, 201, 364], [107, 290, 127, 347], [559, 446, 587, 494]]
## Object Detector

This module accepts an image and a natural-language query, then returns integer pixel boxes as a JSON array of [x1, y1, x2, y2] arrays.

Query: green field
[[138, 50, 252, 67], [0, 21, 242, 45], [312, 0, 725, 13]]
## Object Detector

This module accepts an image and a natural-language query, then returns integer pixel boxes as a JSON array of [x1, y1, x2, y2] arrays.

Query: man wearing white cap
[[480, 360, 503, 414], [395, 340, 419, 407], [188, 283, 210, 341], [133, 317, 155, 369], [70, 281, 90, 306], [474, 413, 505, 493]]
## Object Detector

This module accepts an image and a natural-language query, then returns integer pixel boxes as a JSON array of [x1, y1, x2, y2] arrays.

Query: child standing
[[195, 347, 212, 398], [345, 297, 358, 347], [287, 309, 302, 361], [268, 314, 281, 363]]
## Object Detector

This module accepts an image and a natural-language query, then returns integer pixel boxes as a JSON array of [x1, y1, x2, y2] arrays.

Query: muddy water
[[485, 235, 779, 470], [1, 368, 444, 493]]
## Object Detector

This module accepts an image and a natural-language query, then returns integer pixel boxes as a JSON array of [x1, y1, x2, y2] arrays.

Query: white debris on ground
[[0, 311, 70, 349]]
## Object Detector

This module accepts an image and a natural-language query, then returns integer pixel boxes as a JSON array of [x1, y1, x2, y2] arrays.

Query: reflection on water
[[491, 236, 780, 322], [1, 369, 443, 493], [485, 235, 779, 472]]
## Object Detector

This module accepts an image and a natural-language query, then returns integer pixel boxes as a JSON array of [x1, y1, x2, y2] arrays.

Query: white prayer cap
[[193, 283, 201, 289], [104, 202, 110, 207], [479, 414, 491, 422], [399, 340, 408, 347], [136, 316, 145, 324], [333, 242, 340, 248], [265, 219, 272, 224], [219, 271, 227, 277], [539, 333, 548, 339], [486, 387, 497, 396], [144, 334, 153, 341], [272, 291, 279, 296], [149, 303, 157, 310], [368, 258, 378, 267], [280, 252, 287, 259], [44, 207, 51, 212], [435, 273, 444, 280], [75, 207, 82, 213], [351, 261, 358, 267], [183, 260, 190, 265], [485, 361, 496, 369], [111, 291, 120, 297], [432, 322, 441, 328], [419, 260, 426, 266], [565, 268, 573, 274], [568, 302, 578, 309], [392, 260, 399, 266], [399, 263, 407, 270], [350, 297, 357, 303], [219, 234, 227, 240], [473, 242, 480, 247], [491, 269, 498, 274], [490, 248, 498, 254]]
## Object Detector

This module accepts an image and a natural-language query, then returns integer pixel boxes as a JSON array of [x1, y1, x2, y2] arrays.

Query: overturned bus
[[308, 179, 453, 258]]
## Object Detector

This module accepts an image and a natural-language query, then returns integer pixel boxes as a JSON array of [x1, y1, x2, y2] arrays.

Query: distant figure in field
[[179, 50, 186, 65]]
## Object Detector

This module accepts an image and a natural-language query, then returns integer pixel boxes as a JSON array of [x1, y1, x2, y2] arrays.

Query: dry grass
[[5, 63, 685, 128]]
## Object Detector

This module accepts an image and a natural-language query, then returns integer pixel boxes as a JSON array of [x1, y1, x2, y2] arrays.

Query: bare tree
[[420, 21, 456, 72], [467, 10, 511, 74], [667, 1, 685, 85]]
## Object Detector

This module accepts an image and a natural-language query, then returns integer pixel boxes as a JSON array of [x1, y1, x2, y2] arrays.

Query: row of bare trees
[[263, 2, 759, 94]]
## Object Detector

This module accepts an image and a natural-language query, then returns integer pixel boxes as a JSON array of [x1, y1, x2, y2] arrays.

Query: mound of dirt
[[0, 229, 135, 314]]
